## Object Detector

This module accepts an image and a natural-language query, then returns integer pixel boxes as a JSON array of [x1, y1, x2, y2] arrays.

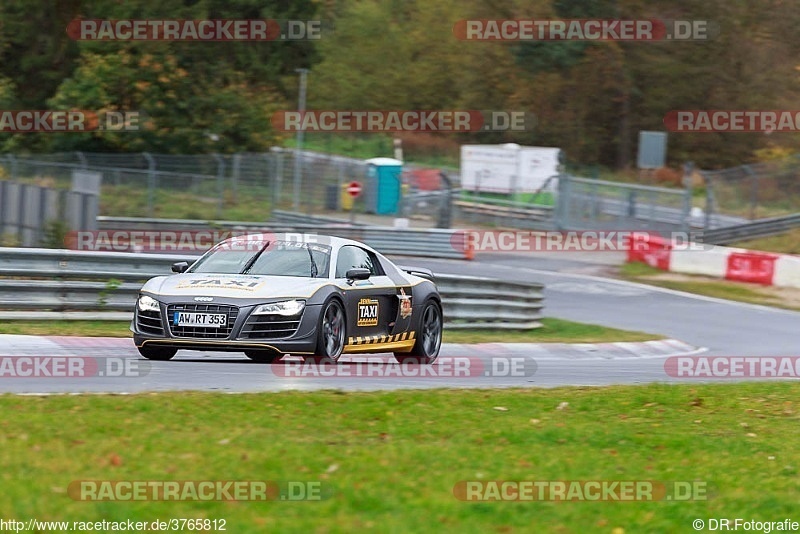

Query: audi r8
[[132, 234, 443, 364]]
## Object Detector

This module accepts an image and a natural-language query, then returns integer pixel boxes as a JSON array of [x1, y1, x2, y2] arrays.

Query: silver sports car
[[132, 233, 443, 364]]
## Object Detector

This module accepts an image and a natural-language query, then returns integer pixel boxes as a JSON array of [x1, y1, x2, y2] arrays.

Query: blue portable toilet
[[364, 157, 403, 215]]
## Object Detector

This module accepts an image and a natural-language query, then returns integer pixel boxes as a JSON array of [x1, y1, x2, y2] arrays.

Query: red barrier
[[626, 233, 671, 270], [725, 252, 778, 285]]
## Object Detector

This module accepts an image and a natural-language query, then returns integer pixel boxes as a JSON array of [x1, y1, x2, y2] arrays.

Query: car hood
[[141, 273, 331, 299]]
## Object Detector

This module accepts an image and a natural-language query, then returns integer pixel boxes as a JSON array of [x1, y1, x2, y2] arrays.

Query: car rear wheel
[[137, 346, 177, 361], [244, 350, 280, 363], [394, 300, 442, 364], [308, 299, 346, 363]]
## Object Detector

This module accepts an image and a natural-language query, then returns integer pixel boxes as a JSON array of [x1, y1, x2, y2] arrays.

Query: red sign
[[725, 252, 778, 285], [346, 181, 362, 198]]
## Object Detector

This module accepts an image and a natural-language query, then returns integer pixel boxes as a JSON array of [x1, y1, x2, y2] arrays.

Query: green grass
[[99, 183, 273, 221], [0, 318, 660, 343], [0, 320, 133, 337], [620, 262, 796, 310], [732, 228, 800, 255], [444, 318, 661, 343], [1, 384, 798, 532]]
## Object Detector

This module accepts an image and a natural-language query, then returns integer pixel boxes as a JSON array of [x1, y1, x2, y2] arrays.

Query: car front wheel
[[308, 299, 346, 363]]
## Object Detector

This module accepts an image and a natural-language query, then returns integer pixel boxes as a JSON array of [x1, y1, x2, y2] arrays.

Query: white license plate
[[173, 312, 227, 328]]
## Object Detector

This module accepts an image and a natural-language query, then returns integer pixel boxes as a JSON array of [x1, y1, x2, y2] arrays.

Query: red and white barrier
[[627, 233, 800, 288], [774, 254, 800, 288]]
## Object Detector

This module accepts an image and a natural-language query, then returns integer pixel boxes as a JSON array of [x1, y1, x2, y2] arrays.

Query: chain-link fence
[[0, 151, 377, 221], [0, 151, 461, 227], [8, 150, 788, 237], [554, 175, 693, 232], [700, 155, 800, 226]]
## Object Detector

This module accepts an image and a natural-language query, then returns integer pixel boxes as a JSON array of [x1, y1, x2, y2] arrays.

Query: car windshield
[[188, 241, 331, 278]]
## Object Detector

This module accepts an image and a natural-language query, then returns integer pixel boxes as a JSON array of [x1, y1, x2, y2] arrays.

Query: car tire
[[244, 350, 280, 363], [307, 298, 346, 363], [394, 299, 442, 364], [137, 346, 177, 361]]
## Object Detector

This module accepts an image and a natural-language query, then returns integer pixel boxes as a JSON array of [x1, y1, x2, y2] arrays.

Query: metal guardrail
[[695, 213, 800, 245], [0, 248, 543, 329], [97, 216, 470, 260]]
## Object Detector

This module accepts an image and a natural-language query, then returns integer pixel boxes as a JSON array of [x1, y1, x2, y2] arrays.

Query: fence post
[[627, 190, 637, 218], [0, 180, 4, 236], [336, 160, 345, 212], [75, 151, 88, 168], [743, 165, 757, 220], [437, 171, 453, 229], [292, 148, 302, 211], [271, 148, 284, 208], [18, 184, 28, 246], [554, 174, 567, 230], [231, 153, 240, 203], [143, 152, 155, 217], [212, 153, 224, 219], [590, 178, 599, 224], [702, 171, 714, 230], [682, 161, 694, 233], [5, 154, 17, 181], [263, 152, 275, 210]]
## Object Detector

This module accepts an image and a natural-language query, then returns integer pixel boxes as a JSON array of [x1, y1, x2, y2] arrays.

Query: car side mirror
[[171, 261, 190, 273], [346, 268, 371, 281]]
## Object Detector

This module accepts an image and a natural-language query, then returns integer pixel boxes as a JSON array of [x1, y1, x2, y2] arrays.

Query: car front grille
[[241, 312, 303, 339], [136, 308, 164, 336], [167, 304, 238, 339]]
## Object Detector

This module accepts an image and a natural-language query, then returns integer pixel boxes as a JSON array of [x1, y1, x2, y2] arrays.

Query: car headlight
[[253, 299, 306, 316], [138, 295, 160, 313]]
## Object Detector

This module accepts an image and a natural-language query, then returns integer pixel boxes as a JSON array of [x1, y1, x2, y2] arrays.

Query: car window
[[188, 249, 256, 274], [335, 245, 382, 278], [249, 243, 330, 278], [189, 241, 330, 278]]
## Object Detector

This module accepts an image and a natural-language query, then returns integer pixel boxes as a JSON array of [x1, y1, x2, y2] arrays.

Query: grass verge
[[445, 318, 661, 343], [0, 318, 661, 343], [619, 262, 800, 311], [0, 384, 797, 531], [731, 228, 800, 255]]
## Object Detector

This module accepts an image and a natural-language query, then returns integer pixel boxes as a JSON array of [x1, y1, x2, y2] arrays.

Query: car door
[[335, 245, 397, 343]]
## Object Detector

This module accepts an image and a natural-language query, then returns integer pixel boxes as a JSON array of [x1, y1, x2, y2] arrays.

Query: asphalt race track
[[415, 253, 800, 358], [0, 251, 797, 393]]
